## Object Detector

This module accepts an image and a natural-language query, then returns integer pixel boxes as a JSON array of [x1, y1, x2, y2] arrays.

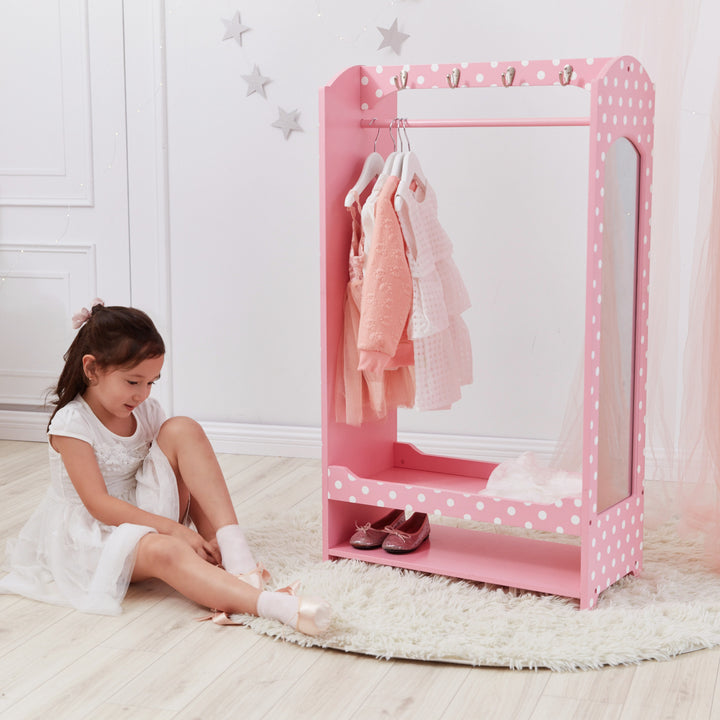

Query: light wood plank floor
[[1, 439, 719, 720]]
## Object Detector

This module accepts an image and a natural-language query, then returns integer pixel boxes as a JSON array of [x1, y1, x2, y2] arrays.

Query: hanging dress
[[335, 198, 414, 425], [395, 169, 473, 410]]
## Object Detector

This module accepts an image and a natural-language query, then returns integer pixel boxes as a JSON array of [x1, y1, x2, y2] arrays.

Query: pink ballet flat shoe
[[235, 562, 272, 591], [277, 581, 332, 636], [381, 512, 430, 554], [349, 508, 405, 549]]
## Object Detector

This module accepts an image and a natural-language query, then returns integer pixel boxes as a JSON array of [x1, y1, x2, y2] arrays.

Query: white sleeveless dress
[[0, 395, 179, 615]]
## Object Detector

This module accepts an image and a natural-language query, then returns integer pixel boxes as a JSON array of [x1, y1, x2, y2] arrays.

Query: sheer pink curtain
[[624, 0, 720, 568]]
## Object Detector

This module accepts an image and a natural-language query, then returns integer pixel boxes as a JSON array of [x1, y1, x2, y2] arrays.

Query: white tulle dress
[[0, 394, 180, 615]]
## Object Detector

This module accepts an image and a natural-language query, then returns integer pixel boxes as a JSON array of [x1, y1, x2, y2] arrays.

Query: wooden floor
[[1, 439, 719, 720]]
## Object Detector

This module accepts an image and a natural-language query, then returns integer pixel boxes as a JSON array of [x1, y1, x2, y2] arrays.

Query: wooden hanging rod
[[360, 117, 591, 129]]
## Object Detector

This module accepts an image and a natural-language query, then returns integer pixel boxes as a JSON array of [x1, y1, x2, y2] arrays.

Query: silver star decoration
[[272, 107, 303, 140], [377, 18, 410, 55], [222, 11, 250, 46], [242, 64, 271, 98]]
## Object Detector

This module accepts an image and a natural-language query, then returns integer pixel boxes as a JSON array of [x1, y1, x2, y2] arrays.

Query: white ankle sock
[[215, 524, 256, 575], [256, 590, 299, 628]]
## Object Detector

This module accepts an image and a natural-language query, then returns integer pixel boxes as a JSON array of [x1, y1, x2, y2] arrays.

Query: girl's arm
[[51, 434, 220, 564]]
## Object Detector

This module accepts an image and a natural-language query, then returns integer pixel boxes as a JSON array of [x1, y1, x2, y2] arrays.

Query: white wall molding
[[0, 409, 679, 485], [0, 0, 93, 205]]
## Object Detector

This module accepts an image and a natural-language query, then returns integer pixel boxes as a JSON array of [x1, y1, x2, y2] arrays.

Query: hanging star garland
[[221, 11, 250, 46], [271, 107, 303, 140], [242, 64, 271, 98], [377, 18, 409, 55]]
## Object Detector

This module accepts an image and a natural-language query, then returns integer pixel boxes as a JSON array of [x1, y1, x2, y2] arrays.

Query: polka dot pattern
[[581, 56, 652, 607], [324, 56, 653, 611], [359, 57, 603, 111], [327, 466, 583, 534]]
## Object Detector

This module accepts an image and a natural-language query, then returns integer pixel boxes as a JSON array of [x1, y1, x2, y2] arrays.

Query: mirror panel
[[597, 137, 640, 512]]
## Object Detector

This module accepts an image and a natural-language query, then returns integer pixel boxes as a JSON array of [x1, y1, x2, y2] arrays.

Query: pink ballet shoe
[[234, 562, 272, 591], [277, 581, 332, 636], [381, 512, 430, 554], [349, 508, 405, 549]]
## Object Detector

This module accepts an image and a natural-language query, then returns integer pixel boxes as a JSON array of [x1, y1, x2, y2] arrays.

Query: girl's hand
[[170, 524, 222, 565]]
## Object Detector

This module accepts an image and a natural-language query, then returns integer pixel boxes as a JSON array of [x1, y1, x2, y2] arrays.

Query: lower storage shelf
[[327, 523, 582, 601]]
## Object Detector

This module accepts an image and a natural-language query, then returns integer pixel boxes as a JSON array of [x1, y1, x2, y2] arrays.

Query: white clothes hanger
[[344, 152, 384, 207], [344, 120, 384, 207], [394, 122, 427, 211]]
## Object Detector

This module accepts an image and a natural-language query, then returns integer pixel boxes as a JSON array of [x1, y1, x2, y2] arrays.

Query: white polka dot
[[417, 493, 425, 502], [537, 70, 546, 79], [571, 515, 581, 525], [493, 517, 502, 524], [556, 526, 565, 534], [406, 504, 413, 514], [507, 506, 516, 516], [349, 496, 357, 503], [538, 510, 547, 520], [389, 491, 397, 499], [377, 500, 385, 506], [476, 73, 484, 82], [447, 498, 455, 507], [476, 501, 485, 510], [375, 89, 383, 98], [334, 480, 343, 489], [525, 521, 533, 529], [417, 75, 425, 85], [361, 486, 369, 495]]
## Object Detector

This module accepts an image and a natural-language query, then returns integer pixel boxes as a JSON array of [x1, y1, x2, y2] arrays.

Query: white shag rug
[[229, 507, 720, 672]]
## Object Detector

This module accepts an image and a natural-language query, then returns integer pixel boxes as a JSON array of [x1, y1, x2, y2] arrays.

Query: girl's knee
[[136, 533, 185, 574], [156, 416, 207, 454]]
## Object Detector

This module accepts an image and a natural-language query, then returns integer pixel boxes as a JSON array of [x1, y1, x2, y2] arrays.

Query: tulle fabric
[[0, 442, 179, 615]]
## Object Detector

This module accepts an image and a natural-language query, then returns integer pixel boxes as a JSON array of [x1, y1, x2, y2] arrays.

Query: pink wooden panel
[[580, 56, 653, 608], [358, 58, 612, 112]]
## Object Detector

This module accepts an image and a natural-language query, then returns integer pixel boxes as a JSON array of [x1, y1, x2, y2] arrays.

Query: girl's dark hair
[[48, 304, 165, 429]]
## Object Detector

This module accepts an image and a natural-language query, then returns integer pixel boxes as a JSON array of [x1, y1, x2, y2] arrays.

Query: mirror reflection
[[597, 137, 640, 512]]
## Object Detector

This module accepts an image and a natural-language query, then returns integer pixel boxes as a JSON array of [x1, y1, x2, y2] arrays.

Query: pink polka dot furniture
[[319, 58, 653, 609]]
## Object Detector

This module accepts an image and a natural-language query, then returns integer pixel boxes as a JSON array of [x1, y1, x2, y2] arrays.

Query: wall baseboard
[[0, 410, 674, 479]]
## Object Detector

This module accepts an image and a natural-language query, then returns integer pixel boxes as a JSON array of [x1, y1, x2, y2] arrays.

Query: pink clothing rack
[[319, 57, 654, 609]]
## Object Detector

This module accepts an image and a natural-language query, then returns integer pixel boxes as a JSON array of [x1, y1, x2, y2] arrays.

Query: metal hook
[[397, 118, 405, 152], [388, 118, 397, 151], [446, 67, 461, 89], [559, 64, 573, 86], [368, 118, 381, 151], [401, 118, 411, 152], [501, 66, 516, 87], [392, 69, 409, 91]]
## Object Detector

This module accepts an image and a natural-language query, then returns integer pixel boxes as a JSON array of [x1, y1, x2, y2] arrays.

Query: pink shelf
[[328, 524, 582, 600]]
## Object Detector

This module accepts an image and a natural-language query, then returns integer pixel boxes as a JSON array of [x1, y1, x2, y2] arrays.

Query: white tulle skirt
[[0, 443, 180, 615]]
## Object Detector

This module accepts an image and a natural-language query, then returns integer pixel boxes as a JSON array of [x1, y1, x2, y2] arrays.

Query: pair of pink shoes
[[349, 508, 431, 554]]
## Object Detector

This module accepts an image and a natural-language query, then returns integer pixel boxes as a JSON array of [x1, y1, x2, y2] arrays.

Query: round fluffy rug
[[229, 507, 720, 671]]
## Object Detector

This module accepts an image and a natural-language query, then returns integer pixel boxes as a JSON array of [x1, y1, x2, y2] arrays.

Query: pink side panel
[[580, 56, 653, 608]]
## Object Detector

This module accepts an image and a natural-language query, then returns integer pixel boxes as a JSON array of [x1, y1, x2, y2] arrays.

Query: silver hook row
[[394, 63, 573, 93]]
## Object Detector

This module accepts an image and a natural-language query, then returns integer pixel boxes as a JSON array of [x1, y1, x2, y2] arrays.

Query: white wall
[[160, 0, 631, 456], [3, 0, 716, 467]]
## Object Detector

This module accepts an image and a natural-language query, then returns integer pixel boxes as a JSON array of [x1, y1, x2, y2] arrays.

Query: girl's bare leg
[[131, 534, 332, 636], [132, 533, 258, 614], [155, 416, 259, 578], [155, 416, 238, 536]]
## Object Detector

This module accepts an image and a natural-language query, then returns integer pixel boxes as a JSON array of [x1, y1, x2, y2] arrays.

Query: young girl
[[0, 300, 330, 636]]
